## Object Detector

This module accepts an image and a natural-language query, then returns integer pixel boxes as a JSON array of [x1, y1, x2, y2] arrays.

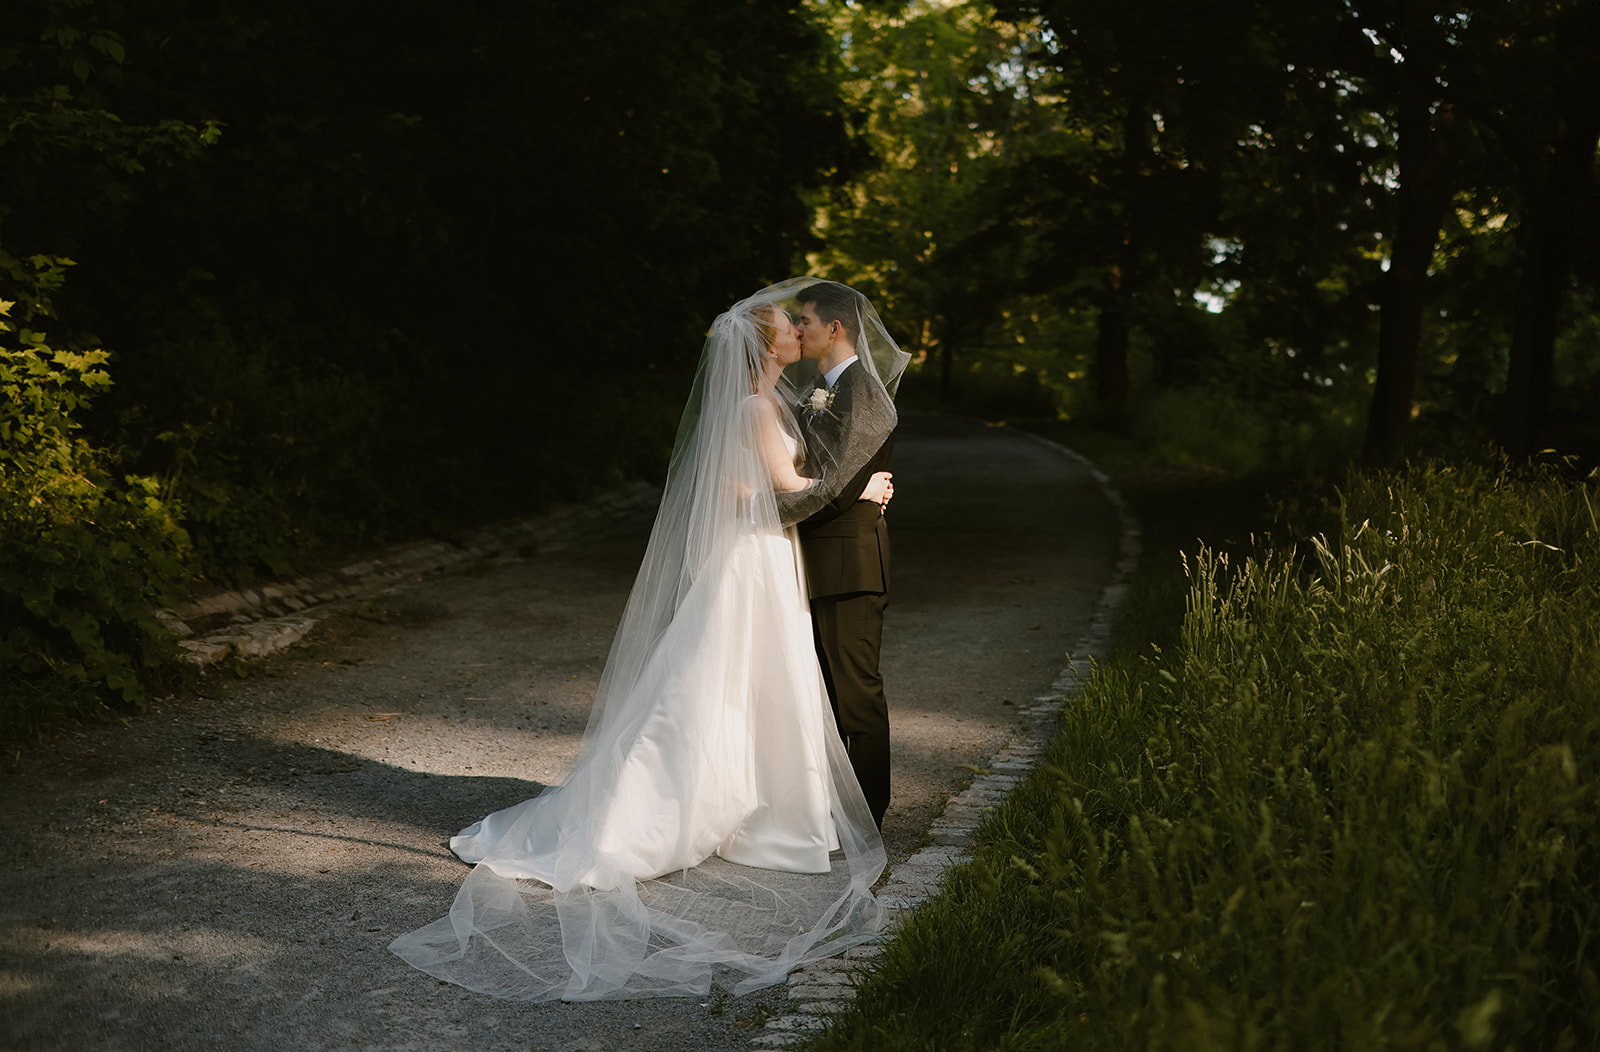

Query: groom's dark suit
[[797, 360, 893, 828]]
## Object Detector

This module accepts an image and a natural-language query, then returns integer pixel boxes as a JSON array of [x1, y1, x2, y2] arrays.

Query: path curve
[[0, 411, 1121, 1052]]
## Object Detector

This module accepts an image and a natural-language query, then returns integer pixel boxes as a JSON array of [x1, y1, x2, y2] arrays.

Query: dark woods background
[[2, 0, 1597, 724], [0, 0, 855, 718], [3, 0, 851, 573]]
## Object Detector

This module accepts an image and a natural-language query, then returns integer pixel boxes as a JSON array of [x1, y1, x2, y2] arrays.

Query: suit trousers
[[810, 589, 890, 828]]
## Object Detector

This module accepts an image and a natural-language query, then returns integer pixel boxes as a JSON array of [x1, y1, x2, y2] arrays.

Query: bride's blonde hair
[[744, 305, 786, 393]]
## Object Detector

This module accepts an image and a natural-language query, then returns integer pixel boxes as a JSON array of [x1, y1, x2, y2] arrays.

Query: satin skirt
[[450, 530, 840, 883]]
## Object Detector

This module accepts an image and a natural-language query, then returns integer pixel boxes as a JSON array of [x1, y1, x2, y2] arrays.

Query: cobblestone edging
[[749, 436, 1141, 1050], [157, 481, 662, 666]]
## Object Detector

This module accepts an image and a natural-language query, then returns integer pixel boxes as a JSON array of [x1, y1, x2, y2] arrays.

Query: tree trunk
[[1362, 39, 1457, 465], [1095, 97, 1148, 421], [1503, 3, 1600, 460], [1095, 272, 1131, 416], [939, 324, 955, 402]]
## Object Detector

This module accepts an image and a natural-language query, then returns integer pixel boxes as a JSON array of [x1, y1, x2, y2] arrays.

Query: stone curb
[[748, 434, 1141, 1052], [161, 481, 661, 666]]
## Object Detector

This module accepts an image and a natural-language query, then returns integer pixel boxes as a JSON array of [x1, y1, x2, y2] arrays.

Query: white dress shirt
[[823, 355, 859, 388]]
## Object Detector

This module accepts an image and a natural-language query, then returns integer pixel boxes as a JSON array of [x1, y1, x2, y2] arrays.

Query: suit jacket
[[797, 362, 893, 600]]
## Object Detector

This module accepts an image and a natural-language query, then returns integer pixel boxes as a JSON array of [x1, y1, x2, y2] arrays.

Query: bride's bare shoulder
[[746, 393, 782, 421]]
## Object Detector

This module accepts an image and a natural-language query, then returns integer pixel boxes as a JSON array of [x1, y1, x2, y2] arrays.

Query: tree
[[1356, 3, 1466, 464], [1498, 0, 1600, 458], [966, 0, 1599, 460], [805, 0, 1056, 393]]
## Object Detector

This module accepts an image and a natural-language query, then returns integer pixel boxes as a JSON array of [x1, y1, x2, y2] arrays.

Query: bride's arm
[[753, 396, 813, 493]]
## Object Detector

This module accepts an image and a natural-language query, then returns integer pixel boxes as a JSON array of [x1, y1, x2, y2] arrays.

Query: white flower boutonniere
[[807, 385, 836, 414]]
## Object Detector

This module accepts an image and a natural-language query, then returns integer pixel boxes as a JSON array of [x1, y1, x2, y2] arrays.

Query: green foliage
[[1126, 383, 1364, 478], [0, 258, 191, 738], [811, 461, 1600, 1050], [809, 0, 1599, 459], [804, 1, 1070, 391]]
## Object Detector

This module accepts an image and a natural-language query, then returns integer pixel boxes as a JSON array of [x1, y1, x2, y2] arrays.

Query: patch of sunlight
[[0, 971, 41, 995], [258, 724, 587, 781], [0, 927, 280, 966]]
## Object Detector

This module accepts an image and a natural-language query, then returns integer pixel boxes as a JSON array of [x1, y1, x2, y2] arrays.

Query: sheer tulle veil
[[388, 279, 906, 1001]]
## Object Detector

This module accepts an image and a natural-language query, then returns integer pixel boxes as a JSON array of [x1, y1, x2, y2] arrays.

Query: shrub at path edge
[[1, 259, 191, 738], [814, 461, 1599, 1050]]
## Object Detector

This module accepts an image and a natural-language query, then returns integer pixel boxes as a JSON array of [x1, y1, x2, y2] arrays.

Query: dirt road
[[0, 411, 1120, 1051]]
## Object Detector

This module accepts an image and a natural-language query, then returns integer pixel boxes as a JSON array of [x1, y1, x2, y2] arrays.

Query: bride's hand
[[860, 471, 893, 512]]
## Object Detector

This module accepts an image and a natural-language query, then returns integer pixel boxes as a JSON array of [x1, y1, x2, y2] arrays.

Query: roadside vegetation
[[1, 261, 194, 737], [808, 458, 1599, 1050]]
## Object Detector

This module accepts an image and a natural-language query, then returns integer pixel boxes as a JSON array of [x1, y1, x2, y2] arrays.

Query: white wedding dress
[[452, 427, 839, 881], [390, 414, 885, 1001]]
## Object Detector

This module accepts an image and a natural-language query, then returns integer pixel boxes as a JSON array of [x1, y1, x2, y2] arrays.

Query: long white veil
[[388, 279, 900, 1001]]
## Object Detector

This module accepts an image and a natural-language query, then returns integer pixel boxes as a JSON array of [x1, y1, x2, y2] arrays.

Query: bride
[[390, 278, 908, 1001]]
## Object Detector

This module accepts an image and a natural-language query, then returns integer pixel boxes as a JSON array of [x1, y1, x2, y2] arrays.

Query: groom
[[794, 282, 895, 829]]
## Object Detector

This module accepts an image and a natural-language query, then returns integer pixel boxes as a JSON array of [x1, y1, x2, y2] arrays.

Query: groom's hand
[[860, 471, 893, 512]]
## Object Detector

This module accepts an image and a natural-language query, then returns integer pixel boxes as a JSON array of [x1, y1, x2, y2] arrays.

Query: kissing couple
[[391, 279, 910, 1001]]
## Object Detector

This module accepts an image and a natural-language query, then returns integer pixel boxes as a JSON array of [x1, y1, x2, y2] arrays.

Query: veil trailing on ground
[[388, 279, 899, 1001]]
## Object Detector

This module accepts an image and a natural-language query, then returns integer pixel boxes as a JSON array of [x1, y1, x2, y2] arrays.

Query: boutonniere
[[807, 385, 836, 414]]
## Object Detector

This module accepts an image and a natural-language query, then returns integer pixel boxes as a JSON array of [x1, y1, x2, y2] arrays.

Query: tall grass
[[812, 461, 1599, 1050]]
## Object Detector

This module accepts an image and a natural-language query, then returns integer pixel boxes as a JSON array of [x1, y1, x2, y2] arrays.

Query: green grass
[[807, 460, 1600, 1051]]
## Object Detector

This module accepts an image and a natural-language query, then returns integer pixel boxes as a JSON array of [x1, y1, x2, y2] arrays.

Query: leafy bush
[[1, 257, 191, 738], [815, 460, 1599, 1050]]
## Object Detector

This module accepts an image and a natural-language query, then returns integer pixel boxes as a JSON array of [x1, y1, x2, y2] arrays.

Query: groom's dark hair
[[799, 282, 863, 346]]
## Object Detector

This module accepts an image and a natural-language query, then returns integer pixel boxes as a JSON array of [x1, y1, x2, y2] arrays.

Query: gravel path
[[0, 410, 1121, 1051]]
